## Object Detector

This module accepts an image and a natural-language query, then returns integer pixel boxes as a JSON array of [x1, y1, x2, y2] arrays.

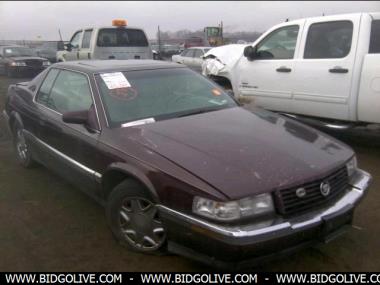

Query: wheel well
[[209, 75, 232, 90], [101, 170, 152, 201]]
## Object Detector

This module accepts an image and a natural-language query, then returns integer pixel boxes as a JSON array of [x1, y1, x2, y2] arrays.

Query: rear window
[[369, 20, 380, 54], [97, 28, 148, 47]]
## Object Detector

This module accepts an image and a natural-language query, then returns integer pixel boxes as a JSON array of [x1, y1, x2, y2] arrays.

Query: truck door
[[78, 29, 93, 60], [292, 14, 361, 121], [65, 30, 83, 61], [236, 21, 304, 113], [358, 18, 380, 124]]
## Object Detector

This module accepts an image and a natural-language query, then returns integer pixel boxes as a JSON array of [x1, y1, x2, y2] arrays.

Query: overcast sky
[[0, 1, 378, 40]]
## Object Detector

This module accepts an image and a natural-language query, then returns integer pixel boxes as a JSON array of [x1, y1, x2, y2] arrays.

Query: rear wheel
[[106, 179, 167, 254], [12, 122, 35, 168]]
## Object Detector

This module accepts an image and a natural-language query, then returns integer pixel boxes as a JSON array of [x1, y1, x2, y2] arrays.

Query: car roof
[[53, 60, 185, 73]]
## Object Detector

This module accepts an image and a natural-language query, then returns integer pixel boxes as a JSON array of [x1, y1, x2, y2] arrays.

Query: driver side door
[[65, 30, 83, 61], [34, 68, 101, 197], [237, 21, 304, 113]]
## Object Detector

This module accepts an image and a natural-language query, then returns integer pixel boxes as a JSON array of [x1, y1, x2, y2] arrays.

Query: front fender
[[102, 162, 159, 202]]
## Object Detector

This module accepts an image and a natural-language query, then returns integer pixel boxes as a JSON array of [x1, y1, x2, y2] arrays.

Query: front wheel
[[106, 180, 167, 254]]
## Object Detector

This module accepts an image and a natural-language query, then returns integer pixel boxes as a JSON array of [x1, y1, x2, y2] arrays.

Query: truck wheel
[[106, 179, 167, 254], [12, 122, 36, 168]]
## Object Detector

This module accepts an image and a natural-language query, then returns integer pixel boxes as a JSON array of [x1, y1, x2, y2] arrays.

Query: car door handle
[[276, 67, 292, 73], [329, 67, 348, 73]]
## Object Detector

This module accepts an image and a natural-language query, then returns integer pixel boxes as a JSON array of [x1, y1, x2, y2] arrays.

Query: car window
[[184, 49, 195, 57], [369, 20, 380, 54], [95, 68, 237, 127], [304, 21, 353, 59], [70, 31, 83, 49], [194, 49, 203, 58], [47, 70, 93, 114], [97, 28, 148, 47], [36, 69, 60, 106], [82, 30, 93, 49], [180, 49, 188, 56], [255, 25, 299, 60]]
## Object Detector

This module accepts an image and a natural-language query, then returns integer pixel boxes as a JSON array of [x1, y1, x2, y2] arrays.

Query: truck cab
[[205, 13, 380, 126], [57, 20, 153, 62]]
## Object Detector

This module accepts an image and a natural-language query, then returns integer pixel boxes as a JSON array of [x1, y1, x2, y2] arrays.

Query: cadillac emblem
[[320, 181, 331, 197]]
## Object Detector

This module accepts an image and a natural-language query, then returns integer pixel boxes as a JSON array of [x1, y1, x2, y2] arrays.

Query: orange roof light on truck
[[112, 19, 127, 27]]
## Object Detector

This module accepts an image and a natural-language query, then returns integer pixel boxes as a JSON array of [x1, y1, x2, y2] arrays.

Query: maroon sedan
[[3, 60, 371, 269]]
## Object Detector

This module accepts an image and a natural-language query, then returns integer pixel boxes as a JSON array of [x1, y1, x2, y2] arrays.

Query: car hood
[[117, 107, 353, 200]]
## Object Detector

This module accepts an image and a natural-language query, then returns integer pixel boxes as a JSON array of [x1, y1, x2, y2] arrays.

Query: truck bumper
[[158, 169, 371, 269]]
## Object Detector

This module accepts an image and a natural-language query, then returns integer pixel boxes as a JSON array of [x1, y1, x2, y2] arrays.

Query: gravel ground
[[0, 74, 379, 271]]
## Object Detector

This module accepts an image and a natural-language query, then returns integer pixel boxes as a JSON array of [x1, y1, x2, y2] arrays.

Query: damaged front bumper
[[158, 169, 372, 269]]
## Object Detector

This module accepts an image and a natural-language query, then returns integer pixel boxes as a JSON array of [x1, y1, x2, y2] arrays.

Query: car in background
[[172, 47, 211, 72], [3, 60, 371, 268], [34, 41, 65, 63], [57, 19, 153, 62], [0, 45, 50, 77]]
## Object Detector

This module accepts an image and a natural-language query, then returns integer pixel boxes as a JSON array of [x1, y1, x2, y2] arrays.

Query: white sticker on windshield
[[208, 99, 227, 106], [121, 118, 156, 128], [100, 72, 131, 89], [4, 49, 12, 54]]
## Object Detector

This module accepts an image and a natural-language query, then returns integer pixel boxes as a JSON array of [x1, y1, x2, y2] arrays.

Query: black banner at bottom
[[1, 272, 380, 285]]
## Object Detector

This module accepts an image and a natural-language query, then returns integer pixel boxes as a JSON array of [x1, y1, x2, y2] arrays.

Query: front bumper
[[9, 65, 46, 74], [158, 169, 371, 269]]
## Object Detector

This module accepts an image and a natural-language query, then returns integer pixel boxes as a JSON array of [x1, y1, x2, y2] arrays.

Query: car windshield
[[3, 47, 35, 57], [95, 68, 237, 127]]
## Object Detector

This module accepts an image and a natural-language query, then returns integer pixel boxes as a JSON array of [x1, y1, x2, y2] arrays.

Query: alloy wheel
[[119, 198, 166, 251]]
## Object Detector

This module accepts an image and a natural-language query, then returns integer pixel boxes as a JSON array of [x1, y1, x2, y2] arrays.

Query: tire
[[106, 179, 167, 254], [12, 121, 36, 168]]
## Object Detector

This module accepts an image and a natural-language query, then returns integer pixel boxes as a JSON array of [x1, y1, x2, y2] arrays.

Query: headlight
[[346, 156, 357, 177], [43, 61, 51, 66], [10, 61, 26, 66], [192, 193, 274, 222]]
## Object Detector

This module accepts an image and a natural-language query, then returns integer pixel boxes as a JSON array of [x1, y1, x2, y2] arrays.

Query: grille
[[25, 60, 42, 68], [274, 166, 349, 216]]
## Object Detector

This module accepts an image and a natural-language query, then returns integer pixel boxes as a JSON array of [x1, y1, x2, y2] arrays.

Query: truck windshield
[[95, 68, 237, 127], [97, 28, 149, 47]]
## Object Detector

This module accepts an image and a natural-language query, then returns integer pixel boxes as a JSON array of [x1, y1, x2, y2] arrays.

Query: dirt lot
[[0, 74, 379, 271]]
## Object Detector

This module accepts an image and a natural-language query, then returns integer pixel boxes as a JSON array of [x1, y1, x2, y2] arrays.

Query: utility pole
[[157, 25, 161, 54], [58, 29, 63, 42]]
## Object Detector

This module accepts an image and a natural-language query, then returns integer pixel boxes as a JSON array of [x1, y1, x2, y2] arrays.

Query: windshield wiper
[[176, 106, 226, 118]]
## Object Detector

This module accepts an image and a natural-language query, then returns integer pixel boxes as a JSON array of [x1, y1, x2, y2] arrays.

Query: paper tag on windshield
[[100, 72, 131, 89]]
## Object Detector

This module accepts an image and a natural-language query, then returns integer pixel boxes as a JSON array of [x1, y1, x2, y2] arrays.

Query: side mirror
[[62, 109, 88, 125], [64, 43, 73, 52], [62, 105, 99, 133], [243, 46, 257, 61]]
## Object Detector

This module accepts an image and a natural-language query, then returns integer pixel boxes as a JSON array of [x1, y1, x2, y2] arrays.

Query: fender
[[9, 111, 24, 133], [102, 162, 159, 203]]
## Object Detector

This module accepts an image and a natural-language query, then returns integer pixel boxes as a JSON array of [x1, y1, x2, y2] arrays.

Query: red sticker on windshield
[[212, 88, 222, 96]]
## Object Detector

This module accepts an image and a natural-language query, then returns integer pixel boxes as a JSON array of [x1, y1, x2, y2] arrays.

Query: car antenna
[[58, 29, 63, 42]]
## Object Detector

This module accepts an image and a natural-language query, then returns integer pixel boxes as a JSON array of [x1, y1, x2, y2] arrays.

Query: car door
[[236, 21, 304, 113], [65, 30, 83, 61], [292, 15, 360, 121], [33, 68, 101, 197], [78, 29, 93, 60], [182, 49, 196, 67]]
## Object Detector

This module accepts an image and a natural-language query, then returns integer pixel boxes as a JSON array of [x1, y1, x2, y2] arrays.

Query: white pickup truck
[[203, 13, 380, 128]]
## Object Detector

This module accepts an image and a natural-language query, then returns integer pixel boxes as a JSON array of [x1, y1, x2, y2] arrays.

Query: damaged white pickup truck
[[202, 13, 380, 129]]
